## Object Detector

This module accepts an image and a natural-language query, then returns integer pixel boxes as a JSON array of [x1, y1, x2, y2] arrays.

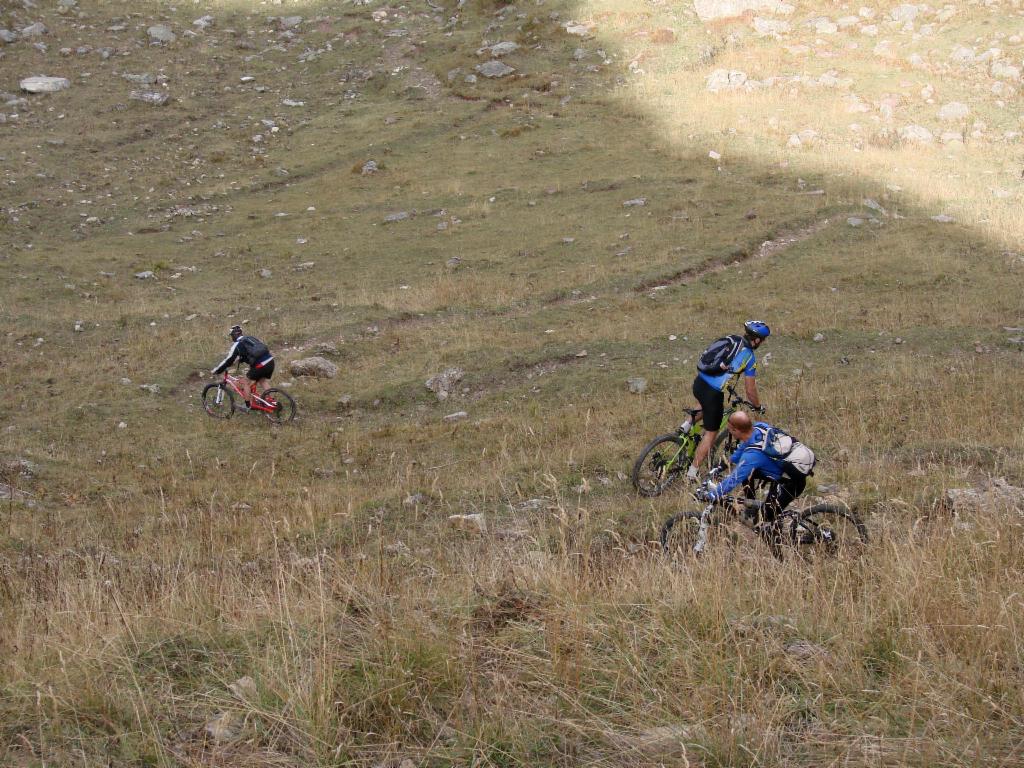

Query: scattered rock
[[337, 394, 353, 409], [899, 124, 934, 144], [0, 29, 18, 44], [289, 357, 338, 378], [193, 15, 215, 30], [991, 62, 1021, 81], [708, 150, 722, 161], [4, 459, 37, 478], [293, 261, 315, 272], [258, 268, 272, 278], [930, 213, 953, 223], [139, 384, 160, 394], [847, 217, 865, 227], [627, 376, 648, 394], [622, 197, 647, 207], [945, 479, 1024, 514], [476, 60, 516, 78], [448, 513, 486, 533], [147, 25, 176, 44], [693, 0, 795, 22], [443, 411, 469, 422], [134, 270, 155, 279], [21, 22, 47, 38], [938, 102, 969, 122], [228, 676, 257, 701], [204, 712, 239, 744], [20, 76, 70, 93], [783, 639, 830, 660], [123, 73, 157, 85], [281, 99, 305, 107], [478, 41, 519, 57], [706, 69, 749, 93], [129, 90, 169, 106], [425, 367, 464, 400], [277, 16, 303, 30], [360, 159, 379, 175], [564, 22, 595, 37], [889, 4, 920, 23], [752, 17, 790, 37], [383, 211, 411, 223], [403, 493, 428, 507], [813, 333, 825, 342]]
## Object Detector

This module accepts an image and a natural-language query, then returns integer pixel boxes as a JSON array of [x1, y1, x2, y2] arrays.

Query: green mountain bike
[[631, 382, 760, 497]]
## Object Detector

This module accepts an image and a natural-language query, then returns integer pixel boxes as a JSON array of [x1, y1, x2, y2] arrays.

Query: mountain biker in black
[[211, 325, 275, 408]]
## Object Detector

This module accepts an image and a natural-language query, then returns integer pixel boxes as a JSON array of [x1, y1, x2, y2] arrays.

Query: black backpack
[[697, 334, 745, 375]]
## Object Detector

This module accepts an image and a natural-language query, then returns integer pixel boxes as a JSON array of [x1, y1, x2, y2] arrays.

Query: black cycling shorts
[[248, 359, 274, 381], [692, 375, 724, 432]]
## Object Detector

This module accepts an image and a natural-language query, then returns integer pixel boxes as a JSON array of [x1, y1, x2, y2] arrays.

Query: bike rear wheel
[[632, 434, 691, 497], [202, 383, 235, 419], [262, 388, 297, 423], [790, 503, 868, 559]]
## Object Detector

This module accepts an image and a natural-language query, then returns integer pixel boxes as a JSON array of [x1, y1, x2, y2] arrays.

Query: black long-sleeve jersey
[[212, 335, 273, 374]]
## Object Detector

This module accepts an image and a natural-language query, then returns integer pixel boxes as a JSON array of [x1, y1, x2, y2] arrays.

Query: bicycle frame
[[664, 381, 758, 472], [219, 372, 277, 413], [691, 495, 801, 555]]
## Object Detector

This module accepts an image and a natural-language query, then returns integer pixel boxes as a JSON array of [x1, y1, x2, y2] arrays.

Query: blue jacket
[[709, 422, 786, 499]]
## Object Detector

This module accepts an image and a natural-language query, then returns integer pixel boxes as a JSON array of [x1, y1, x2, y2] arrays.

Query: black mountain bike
[[660, 479, 868, 561]]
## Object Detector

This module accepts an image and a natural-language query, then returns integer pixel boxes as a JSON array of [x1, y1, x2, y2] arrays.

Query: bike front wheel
[[660, 510, 715, 558], [262, 388, 297, 423], [632, 434, 691, 497], [201, 383, 235, 419], [790, 503, 868, 559]]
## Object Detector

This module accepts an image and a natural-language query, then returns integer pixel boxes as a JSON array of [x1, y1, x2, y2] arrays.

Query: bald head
[[727, 410, 754, 439]]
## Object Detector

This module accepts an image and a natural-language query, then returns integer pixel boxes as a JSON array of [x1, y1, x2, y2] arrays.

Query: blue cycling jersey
[[696, 345, 756, 391], [709, 422, 785, 499]]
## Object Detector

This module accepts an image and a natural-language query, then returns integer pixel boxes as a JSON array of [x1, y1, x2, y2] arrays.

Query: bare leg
[[690, 429, 718, 473]]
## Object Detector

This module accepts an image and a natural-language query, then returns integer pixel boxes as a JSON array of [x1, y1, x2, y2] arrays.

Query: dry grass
[[1, 0, 1023, 765]]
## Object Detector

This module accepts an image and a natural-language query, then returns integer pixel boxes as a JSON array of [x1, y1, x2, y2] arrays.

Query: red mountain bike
[[201, 371, 296, 423]]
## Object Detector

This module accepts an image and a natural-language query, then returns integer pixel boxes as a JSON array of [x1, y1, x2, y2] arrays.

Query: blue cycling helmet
[[744, 320, 770, 339]]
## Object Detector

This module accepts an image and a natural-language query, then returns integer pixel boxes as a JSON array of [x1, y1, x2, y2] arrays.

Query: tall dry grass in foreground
[[3, 487, 1023, 766]]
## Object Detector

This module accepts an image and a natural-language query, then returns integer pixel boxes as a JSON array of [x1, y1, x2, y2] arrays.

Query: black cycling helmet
[[744, 320, 770, 339], [229, 324, 243, 341]]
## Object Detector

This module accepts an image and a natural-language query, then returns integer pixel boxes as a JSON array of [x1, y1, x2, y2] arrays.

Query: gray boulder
[[20, 76, 70, 93], [147, 25, 175, 43], [938, 102, 969, 122], [426, 367, 464, 400], [899, 124, 934, 143], [289, 356, 338, 378], [476, 60, 516, 78], [21, 22, 47, 38], [890, 4, 920, 23], [0, 29, 18, 44], [706, 69, 749, 93], [627, 376, 648, 394], [130, 90, 169, 106]]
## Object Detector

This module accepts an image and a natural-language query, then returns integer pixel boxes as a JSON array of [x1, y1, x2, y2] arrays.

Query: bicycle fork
[[693, 504, 714, 555]]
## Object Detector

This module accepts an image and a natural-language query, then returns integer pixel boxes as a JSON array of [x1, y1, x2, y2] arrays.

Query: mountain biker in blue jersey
[[695, 410, 813, 525], [686, 320, 769, 480], [211, 325, 275, 409]]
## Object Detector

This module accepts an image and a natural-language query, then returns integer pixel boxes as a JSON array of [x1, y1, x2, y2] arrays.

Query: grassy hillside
[[1, 0, 1023, 765]]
